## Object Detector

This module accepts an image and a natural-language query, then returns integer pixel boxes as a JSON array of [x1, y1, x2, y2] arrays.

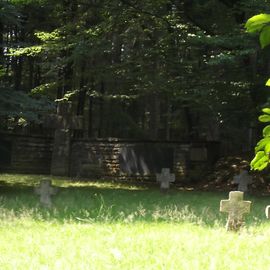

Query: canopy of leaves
[[1, 0, 269, 145]]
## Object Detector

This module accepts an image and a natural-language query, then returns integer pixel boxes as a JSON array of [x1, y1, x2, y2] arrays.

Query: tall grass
[[0, 173, 270, 269]]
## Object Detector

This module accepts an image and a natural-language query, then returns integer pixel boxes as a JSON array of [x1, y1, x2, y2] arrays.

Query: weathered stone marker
[[35, 179, 57, 208], [233, 170, 253, 192], [265, 205, 270, 219], [44, 101, 83, 176], [220, 191, 251, 231], [156, 168, 175, 192]]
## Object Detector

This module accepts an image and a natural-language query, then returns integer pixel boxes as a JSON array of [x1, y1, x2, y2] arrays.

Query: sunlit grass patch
[[0, 173, 147, 190], [1, 173, 270, 269], [1, 222, 270, 269]]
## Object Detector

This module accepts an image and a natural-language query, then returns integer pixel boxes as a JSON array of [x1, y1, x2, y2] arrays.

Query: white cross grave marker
[[265, 205, 270, 219], [233, 170, 253, 192], [35, 179, 57, 208], [220, 191, 251, 231], [156, 168, 175, 192]]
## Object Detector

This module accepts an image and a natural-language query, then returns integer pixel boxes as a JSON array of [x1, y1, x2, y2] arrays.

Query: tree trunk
[[28, 57, 34, 90], [0, 21, 3, 63], [165, 98, 172, 140], [57, 68, 64, 99], [149, 94, 160, 140], [13, 57, 22, 91], [34, 63, 41, 87], [88, 96, 94, 137], [13, 26, 25, 91], [75, 61, 86, 138], [183, 106, 193, 141], [98, 80, 105, 137], [61, 0, 78, 96], [77, 61, 86, 115]]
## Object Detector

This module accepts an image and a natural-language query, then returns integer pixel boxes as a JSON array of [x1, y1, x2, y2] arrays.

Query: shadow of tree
[[0, 179, 269, 227]]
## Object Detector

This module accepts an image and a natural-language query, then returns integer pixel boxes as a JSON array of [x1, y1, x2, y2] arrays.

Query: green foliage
[[245, 14, 270, 33], [258, 114, 270, 122], [8, 46, 43, 57], [260, 25, 270, 49], [250, 151, 269, 171], [246, 13, 270, 170], [263, 125, 270, 137], [251, 108, 270, 170], [35, 30, 61, 42], [0, 0, 269, 143], [0, 1, 20, 26], [245, 13, 270, 49], [0, 86, 54, 124], [31, 82, 57, 98]]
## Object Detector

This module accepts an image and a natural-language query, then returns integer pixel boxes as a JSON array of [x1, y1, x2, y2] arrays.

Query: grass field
[[0, 173, 270, 269]]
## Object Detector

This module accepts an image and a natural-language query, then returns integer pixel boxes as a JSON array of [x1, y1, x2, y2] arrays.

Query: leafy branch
[[246, 14, 270, 170]]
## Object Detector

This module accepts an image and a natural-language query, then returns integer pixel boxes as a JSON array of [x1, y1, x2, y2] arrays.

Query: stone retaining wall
[[0, 133, 219, 181], [70, 139, 190, 181], [0, 133, 53, 174]]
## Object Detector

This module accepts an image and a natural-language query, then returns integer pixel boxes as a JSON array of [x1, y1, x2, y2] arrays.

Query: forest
[[1, 0, 270, 153]]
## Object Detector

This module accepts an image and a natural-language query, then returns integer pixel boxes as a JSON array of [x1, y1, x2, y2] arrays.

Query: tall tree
[[1, 0, 269, 150]]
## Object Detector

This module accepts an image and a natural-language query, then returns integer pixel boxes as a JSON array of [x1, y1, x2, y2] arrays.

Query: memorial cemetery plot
[[0, 174, 270, 269]]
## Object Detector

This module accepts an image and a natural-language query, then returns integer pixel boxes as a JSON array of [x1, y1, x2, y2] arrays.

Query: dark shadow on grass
[[0, 180, 269, 228]]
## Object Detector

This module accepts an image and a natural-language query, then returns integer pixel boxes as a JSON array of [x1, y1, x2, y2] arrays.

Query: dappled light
[[0, 174, 268, 228], [2, 1, 270, 268], [1, 174, 270, 269]]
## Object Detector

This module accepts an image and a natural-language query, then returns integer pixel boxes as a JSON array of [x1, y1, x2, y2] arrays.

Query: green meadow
[[0, 173, 270, 270]]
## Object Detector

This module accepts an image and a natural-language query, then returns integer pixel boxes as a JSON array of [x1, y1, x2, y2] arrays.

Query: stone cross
[[265, 205, 270, 219], [35, 179, 57, 208], [233, 170, 253, 192], [220, 191, 251, 231], [44, 102, 83, 176], [156, 168, 175, 192]]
